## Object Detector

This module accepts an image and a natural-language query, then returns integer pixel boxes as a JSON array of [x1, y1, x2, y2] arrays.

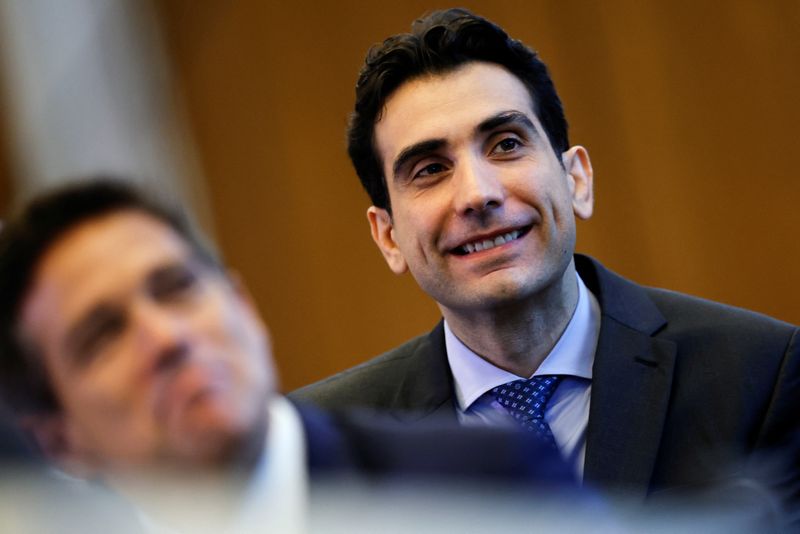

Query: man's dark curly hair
[[347, 8, 569, 212], [0, 178, 219, 414]]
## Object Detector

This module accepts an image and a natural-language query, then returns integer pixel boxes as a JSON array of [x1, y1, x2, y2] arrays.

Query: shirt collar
[[446, 271, 600, 411], [236, 395, 308, 533]]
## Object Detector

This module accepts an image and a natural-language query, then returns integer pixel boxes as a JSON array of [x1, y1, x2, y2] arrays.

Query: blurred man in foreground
[[0, 179, 574, 533]]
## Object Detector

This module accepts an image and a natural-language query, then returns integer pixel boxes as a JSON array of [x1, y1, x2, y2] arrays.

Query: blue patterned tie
[[491, 375, 562, 450]]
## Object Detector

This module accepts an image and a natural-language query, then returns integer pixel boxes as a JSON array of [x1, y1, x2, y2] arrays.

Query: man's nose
[[132, 300, 190, 373], [451, 155, 505, 215]]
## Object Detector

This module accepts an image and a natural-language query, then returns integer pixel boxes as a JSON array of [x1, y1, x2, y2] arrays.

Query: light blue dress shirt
[[445, 273, 601, 479]]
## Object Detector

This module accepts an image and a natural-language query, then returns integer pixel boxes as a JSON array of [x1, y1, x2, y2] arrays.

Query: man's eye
[[150, 267, 199, 301], [492, 137, 522, 154], [413, 162, 447, 179], [72, 313, 126, 367]]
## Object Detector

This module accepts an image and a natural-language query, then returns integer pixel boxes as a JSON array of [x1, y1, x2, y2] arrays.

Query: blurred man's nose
[[132, 300, 190, 374]]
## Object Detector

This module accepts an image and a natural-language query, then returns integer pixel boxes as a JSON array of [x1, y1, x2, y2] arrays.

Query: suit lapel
[[584, 316, 676, 495], [577, 256, 676, 496], [383, 256, 678, 494], [389, 322, 460, 423]]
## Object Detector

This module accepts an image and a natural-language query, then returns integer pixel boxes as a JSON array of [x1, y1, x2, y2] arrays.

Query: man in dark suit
[[0, 179, 576, 532], [290, 8, 800, 512]]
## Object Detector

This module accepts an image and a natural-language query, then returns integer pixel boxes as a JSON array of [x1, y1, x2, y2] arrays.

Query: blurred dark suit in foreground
[[0, 179, 580, 533]]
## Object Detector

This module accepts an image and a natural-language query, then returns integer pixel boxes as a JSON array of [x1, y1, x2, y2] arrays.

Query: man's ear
[[21, 412, 98, 478], [224, 270, 279, 391], [367, 206, 408, 274], [226, 271, 262, 318], [563, 145, 594, 220]]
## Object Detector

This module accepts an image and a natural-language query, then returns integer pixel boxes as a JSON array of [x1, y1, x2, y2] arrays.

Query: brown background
[[4, 1, 799, 392]]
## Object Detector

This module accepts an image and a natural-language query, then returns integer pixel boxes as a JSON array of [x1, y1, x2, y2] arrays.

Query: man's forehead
[[376, 62, 540, 155], [38, 210, 188, 278]]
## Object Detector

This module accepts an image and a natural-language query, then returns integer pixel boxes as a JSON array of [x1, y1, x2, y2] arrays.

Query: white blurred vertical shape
[[0, 0, 212, 230]]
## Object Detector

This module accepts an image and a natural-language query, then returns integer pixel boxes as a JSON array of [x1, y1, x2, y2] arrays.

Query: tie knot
[[492, 375, 562, 411], [490, 375, 563, 448]]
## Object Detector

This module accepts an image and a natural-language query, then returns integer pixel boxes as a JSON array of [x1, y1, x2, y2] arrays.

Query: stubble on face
[[19, 211, 275, 475], [372, 62, 582, 317]]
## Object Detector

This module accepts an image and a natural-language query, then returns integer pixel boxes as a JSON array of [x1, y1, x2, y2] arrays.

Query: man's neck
[[108, 416, 271, 531], [442, 263, 580, 377]]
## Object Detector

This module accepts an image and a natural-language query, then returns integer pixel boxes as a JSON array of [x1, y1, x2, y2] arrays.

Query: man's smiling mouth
[[451, 225, 532, 256]]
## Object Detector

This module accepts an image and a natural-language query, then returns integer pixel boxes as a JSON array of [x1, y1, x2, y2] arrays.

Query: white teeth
[[460, 229, 522, 255]]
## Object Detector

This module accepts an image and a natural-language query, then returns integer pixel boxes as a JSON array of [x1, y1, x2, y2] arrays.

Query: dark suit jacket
[[291, 255, 800, 502], [0, 401, 577, 532], [297, 402, 576, 487]]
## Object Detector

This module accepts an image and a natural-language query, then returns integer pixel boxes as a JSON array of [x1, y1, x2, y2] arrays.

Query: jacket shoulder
[[578, 253, 797, 343], [641, 286, 799, 407], [645, 286, 797, 342], [288, 333, 431, 410]]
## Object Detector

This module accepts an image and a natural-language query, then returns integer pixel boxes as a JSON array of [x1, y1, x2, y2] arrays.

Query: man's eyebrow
[[391, 139, 446, 180], [476, 111, 538, 135], [389, 111, 537, 179]]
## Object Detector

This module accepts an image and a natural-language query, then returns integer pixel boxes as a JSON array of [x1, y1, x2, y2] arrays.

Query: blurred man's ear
[[225, 270, 271, 336], [367, 206, 408, 274], [21, 413, 98, 478], [223, 269, 278, 393], [226, 271, 259, 310]]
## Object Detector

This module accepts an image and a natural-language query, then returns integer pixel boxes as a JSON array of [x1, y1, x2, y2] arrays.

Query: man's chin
[[444, 276, 540, 310], [167, 409, 267, 471]]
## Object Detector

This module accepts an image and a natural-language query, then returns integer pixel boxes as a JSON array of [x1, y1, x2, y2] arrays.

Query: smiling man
[[368, 61, 592, 382], [291, 8, 800, 509]]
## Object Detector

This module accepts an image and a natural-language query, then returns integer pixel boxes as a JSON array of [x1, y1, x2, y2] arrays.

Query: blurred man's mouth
[[156, 366, 226, 425]]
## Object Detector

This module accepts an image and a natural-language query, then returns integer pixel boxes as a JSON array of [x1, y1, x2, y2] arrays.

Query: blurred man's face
[[19, 210, 275, 473]]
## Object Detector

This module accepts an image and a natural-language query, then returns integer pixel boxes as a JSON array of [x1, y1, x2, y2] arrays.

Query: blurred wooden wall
[[154, 0, 800, 391], [0, 86, 10, 217]]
